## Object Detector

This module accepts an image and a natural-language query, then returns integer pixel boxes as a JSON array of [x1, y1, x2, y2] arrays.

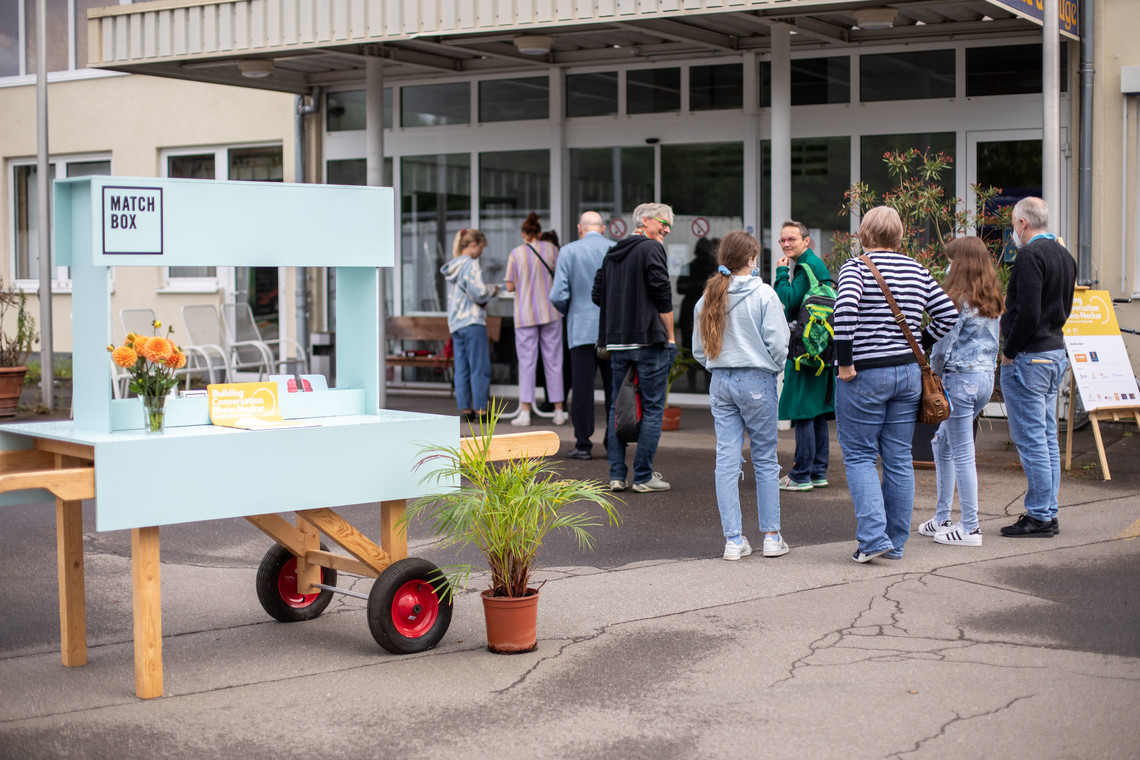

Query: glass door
[[967, 129, 1066, 248]]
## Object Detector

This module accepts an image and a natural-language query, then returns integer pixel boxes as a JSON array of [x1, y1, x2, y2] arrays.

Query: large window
[[163, 145, 283, 290], [691, 64, 743, 111], [0, 2, 17, 77], [479, 150, 550, 285], [326, 89, 392, 131], [400, 154, 471, 313], [628, 68, 681, 114], [401, 83, 470, 127], [11, 157, 110, 286], [860, 50, 955, 102], [759, 57, 852, 107], [566, 72, 618, 117], [762, 137, 852, 263], [2, 0, 111, 78], [568, 147, 654, 236], [479, 77, 549, 122], [966, 44, 1068, 97]]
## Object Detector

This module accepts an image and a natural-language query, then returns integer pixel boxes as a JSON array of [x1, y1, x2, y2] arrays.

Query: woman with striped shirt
[[834, 206, 959, 563]]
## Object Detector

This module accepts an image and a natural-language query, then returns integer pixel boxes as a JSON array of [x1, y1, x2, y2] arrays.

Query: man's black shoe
[[565, 448, 592, 460], [1052, 517, 1059, 534], [1000, 514, 1055, 538]]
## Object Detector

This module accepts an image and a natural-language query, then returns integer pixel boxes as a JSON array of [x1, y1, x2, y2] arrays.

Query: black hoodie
[[591, 234, 673, 347]]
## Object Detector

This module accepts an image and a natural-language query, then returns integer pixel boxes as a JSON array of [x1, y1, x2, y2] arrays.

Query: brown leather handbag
[[858, 255, 951, 426]]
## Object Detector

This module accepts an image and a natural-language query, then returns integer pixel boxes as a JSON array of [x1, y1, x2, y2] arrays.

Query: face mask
[[751, 267, 760, 277], [1011, 225, 1022, 249]]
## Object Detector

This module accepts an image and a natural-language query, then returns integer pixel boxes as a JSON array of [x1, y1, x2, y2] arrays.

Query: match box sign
[[102, 186, 163, 255]]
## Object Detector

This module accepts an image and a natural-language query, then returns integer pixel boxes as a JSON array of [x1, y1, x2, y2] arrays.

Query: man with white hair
[[550, 211, 616, 459], [999, 196, 1076, 538], [592, 202, 677, 493]]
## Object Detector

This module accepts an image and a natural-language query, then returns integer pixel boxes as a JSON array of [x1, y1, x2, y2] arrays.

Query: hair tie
[[718, 265, 732, 276], [460, 228, 467, 235]]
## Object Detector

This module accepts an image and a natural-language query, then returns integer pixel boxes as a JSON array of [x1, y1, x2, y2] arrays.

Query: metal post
[[770, 25, 792, 265], [36, 0, 53, 410], [367, 55, 387, 408], [294, 89, 321, 357], [1077, 0, 1094, 285], [1042, 0, 1061, 232]]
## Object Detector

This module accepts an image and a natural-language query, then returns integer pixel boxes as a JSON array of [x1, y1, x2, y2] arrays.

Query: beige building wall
[[0, 73, 295, 355], [1090, 0, 1140, 367]]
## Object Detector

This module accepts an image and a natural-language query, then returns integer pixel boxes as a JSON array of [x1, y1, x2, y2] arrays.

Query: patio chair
[[116, 308, 219, 393], [222, 302, 308, 375], [182, 304, 273, 381]]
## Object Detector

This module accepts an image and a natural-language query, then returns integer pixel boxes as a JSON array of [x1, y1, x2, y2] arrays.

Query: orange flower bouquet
[[108, 319, 187, 433]]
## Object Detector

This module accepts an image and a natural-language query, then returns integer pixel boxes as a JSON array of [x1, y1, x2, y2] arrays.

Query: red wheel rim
[[277, 557, 320, 608], [391, 579, 441, 638]]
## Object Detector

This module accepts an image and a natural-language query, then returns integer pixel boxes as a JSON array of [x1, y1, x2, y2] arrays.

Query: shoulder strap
[[526, 243, 555, 277], [858, 254, 929, 369]]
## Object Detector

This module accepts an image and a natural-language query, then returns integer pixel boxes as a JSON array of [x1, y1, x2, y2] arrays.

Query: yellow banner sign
[[1063, 290, 1120, 337], [208, 382, 285, 429]]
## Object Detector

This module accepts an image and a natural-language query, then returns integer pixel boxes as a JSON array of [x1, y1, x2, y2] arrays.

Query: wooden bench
[[385, 316, 502, 373]]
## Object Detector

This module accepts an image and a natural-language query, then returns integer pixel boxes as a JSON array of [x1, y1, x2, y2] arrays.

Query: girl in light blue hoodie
[[441, 228, 500, 420], [693, 231, 791, 561]]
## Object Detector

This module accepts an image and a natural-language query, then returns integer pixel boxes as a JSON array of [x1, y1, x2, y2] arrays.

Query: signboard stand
[[1061, 288, 1140, 480]]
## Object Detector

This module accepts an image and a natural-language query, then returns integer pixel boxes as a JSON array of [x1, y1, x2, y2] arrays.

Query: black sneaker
[[565, 448, 592, 460], [1052, 517, 1060, 534], [1000, 514, 1055, 538]]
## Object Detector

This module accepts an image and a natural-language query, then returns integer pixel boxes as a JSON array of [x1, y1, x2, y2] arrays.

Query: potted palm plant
[[407, 406, 620, 653], [0, 280, 39, 417]]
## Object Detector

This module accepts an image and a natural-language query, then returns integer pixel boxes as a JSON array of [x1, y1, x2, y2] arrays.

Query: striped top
[[506, 240, 561, 327], [833, 251, 958, 369]]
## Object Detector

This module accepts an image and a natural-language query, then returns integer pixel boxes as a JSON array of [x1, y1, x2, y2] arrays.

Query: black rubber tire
[[367, 557, 453, 654], [255, 543, 337, 623]]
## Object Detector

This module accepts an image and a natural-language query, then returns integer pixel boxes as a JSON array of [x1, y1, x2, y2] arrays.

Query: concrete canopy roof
[[88, 1, 1040, 95]]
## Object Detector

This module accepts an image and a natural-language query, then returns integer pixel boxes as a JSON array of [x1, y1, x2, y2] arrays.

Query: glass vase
[[141, 394, 167, 434]]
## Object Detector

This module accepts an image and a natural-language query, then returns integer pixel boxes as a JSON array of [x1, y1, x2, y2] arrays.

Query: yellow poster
[[1063, 290, 1121, 337], [1062, 291, 1140, 411], [208, 382, 300, 429]]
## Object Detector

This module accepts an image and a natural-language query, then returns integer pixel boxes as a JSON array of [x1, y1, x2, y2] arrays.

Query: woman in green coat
[[774, 221, 836, 491]]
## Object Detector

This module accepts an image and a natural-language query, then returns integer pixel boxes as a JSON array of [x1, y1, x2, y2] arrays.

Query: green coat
[[775, 249, 836, 421]]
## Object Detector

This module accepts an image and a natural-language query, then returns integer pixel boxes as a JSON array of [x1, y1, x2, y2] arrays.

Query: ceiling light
[[238, 59, 274, 78], [853, 9, 898, 30], [513, 35, 554, 55]]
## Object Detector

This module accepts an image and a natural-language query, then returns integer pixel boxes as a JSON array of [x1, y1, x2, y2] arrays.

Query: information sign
[[1062, 290, 1140, 411]]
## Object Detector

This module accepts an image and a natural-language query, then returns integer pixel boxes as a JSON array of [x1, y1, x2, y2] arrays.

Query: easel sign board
[[1062, 291, 1140, 412]]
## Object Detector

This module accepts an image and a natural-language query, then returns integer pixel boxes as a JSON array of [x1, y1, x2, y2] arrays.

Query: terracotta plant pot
[[0, 365, 28, 417], [661, 405, 682, 431], [481, 588, 540, 654]]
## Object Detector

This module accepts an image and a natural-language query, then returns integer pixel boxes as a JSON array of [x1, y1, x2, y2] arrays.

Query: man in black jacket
[[592, 202, 677, 493], [999, 196, 1077, 538]]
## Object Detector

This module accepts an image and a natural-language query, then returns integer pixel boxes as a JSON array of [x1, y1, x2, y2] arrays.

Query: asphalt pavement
[[1, 393, 1138, 759]]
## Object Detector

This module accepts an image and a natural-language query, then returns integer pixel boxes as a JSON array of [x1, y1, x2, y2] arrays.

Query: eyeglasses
[[778, 237, 802, 245], [651, 217, 672, 230]]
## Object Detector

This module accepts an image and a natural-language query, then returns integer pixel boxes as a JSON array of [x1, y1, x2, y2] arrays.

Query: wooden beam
[[0, 467, 95, 501], [461, 431, 560, 462], [34, 439, 94, 461], [296, 508, 391, 576], [305, 549, 378, 578], [131, 527, 163, 699], [294, 514, 321, 595], [380, 499, 407, 563], [0, 449, 55, 473], [55, 498, 86, 667], [245, 513, 307, 556]]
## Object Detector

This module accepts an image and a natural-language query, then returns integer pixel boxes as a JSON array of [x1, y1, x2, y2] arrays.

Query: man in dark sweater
[[592, 202, 677, 493], [999, 196, 1077, 538]]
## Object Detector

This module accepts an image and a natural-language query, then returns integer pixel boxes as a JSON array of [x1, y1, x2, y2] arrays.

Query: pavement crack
[[887, 694, 1033, 758]]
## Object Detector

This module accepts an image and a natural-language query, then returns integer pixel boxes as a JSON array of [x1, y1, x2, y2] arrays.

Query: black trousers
[[569, 344, 613, 451]]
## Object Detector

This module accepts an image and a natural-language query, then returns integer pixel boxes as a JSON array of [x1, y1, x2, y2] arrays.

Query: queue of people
[[440, 196, 1076, 563]]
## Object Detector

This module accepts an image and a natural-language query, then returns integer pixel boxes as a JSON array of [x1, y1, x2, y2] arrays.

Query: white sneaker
[[631, 472, 670, 492], [933, 523, 983, 547], [762, 533, 790, 557], [723, 536, 752, 561], [510, 410, 531, 427], [918, 517, 952, 536], [551, 410, 568, 425]]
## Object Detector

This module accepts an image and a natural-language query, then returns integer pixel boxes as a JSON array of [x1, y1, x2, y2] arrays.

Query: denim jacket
[[931, 302, 999, 375]]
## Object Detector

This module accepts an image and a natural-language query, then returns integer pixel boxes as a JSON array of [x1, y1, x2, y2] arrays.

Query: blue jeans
[[1000, 349, 1067, 521], [790, 415, 829, 482], [709, 369, 781, 539], [931, 370, 994, 532], [451, 323, 490, 412], [606, 344, 677, 484], [835, 364, 921, 556]]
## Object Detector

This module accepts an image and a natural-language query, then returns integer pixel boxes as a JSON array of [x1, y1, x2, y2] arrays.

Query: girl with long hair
[[440, 228, 499, 420], [918, 236, 1004, 546], [692, 230, 791, 560]]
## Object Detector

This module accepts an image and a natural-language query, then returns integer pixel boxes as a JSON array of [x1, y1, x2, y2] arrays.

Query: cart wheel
[[367, 558, 452, 654], [255, 543, 338, 623]]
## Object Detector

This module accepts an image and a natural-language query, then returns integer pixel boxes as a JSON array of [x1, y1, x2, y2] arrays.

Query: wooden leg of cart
[[379, 499, 407, 563], [55, 496, 86, 667], [131, 527, 163, 699], [295, 515, 322, 595]]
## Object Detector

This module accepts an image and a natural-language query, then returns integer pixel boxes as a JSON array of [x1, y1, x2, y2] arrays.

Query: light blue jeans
[[835, 364, 921, 556], [709, 369, 781, 539], [1000, 349, 1067, 521], [451, 323, 490, 412], [931, 370, 994, 532]]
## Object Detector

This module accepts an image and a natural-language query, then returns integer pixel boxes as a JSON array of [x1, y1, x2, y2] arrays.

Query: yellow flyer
[[208, 382, 316, 430]]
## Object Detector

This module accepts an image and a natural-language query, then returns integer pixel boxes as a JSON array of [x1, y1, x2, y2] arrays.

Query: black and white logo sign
[[102, 186, 163, 255]]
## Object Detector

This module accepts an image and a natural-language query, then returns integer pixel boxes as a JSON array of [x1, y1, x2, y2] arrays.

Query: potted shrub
[[662, 346, 701, 431], [0, 280, 38, 417], [406, 406, 621, 653]]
